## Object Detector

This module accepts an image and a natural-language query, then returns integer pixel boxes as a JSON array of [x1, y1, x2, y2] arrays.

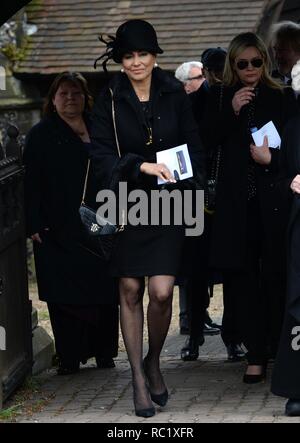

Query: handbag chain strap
[[81, 88, 125, 230], [82, 88, 122, 204], [81, 158, 91, 205], [109, 88, 121, 158]]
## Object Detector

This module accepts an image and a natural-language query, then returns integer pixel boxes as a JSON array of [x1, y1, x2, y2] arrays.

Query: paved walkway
[[17, 331, 299, 423]]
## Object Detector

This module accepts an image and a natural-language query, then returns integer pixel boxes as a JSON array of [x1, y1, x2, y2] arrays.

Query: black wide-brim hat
[[113, 19, 163, 62]]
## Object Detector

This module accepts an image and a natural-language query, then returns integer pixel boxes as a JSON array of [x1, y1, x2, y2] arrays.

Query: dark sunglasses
[[236, 58, 263, 70], [185, 74, 204, 82]]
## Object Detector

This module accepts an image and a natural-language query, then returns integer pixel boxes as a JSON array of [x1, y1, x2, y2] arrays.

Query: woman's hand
[[140, 162, 176, 183], [232, 87, 255, 115], [31, 228, 49, 244], [31, 233, 42, 243], [250, 136, 271, 165], [290, 175, 300, 194]]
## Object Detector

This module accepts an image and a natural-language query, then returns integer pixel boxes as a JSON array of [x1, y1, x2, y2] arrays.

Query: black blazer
[[89, 67, 205, 192]]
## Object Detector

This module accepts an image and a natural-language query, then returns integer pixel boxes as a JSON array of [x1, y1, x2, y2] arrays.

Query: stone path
[[17, 331, 300, 423]]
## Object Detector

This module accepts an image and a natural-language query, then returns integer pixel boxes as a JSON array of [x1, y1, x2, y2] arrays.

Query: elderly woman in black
[[272, 61, 300, 417], [202, 33, 298, 383], [90, 19, 204, 417], [24, 72, 119, 375]]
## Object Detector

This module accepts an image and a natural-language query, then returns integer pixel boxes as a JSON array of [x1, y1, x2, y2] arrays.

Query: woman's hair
[[43, 71, 93, 116], [204, 69, 223, 86], [223, 32, 282, 90]]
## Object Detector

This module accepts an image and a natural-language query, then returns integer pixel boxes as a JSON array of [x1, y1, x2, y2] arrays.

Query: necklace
[[146, 126, 153, 146], [134, 88, 149, 102], [138, 95, 148, 102]]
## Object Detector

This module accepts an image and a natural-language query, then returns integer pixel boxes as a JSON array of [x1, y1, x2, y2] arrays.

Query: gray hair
[[175, 61, 203, 83], [270, 21, 300, 52]]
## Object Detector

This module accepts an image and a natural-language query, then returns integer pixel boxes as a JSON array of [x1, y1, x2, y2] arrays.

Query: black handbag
[[78, 88, 124, 261]]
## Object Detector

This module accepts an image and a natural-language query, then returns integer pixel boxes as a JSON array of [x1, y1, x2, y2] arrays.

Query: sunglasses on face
[[236, 58, 263, 70], [185, 74, 204, 82]]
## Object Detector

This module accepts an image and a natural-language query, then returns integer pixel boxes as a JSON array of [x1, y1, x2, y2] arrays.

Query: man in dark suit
[[271, 21, 300, 91]]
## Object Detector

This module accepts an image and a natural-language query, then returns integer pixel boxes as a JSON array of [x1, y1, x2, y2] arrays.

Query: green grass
[[0, 377, 52, 422], [38, 311, 50, 321], [0, 405, 22, 421]]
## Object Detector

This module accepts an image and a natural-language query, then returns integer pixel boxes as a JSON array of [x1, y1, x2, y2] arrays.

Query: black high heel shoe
[[150, 389, 169, 407], [143, 359, 169, 407], [181, 335, 205, 361], [243, 364, 267, 384], [135, 405, 156, 418], [133, 383, 155, 418]]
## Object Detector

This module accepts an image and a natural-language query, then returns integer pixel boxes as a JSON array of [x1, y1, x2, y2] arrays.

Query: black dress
[[24, 113, 119, 368], [90, 68, 204, 278]]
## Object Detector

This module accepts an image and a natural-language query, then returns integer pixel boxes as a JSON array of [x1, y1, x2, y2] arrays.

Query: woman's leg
[[119, 277, 153, 411], [144, 275, 175, 395]]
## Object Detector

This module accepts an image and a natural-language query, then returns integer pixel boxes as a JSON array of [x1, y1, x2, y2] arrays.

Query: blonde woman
[[202, 32, 298, 383]]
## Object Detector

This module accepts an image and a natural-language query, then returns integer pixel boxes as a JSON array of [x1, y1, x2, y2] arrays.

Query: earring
[[121, 68, 124, 73], [154, 62, 158, 68]]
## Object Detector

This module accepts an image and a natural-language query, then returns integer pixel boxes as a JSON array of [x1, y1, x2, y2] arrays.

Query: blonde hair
[[223, 32, 282, 90], [204, 68, 223, 86]]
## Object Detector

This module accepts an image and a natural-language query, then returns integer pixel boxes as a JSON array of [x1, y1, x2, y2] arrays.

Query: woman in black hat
[[89, 19, 204, 417]]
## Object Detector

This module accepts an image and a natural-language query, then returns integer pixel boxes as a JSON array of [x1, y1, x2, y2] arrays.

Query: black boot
[[285, 399, 300, 417], [96, 357, 116, 369], [226, 344, 245, 362], [181, 335, 204, 361]]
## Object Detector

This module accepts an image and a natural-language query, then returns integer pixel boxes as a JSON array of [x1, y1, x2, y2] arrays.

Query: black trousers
[[186, 274, 209, 339], [185, 213, 241, 343], [222, 199, 267, 365], [48, 303, 119, 368], [221, 280, 243, 346]]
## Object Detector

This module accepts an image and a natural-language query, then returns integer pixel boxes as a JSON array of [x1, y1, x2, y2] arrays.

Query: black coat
[[89, 67, 205, 192], [277, 115, 300, 321], [23, 113, 117, 305], [89, 68, 205, 277], [271, 115, 300, 398], [201, 83, 298, 270]]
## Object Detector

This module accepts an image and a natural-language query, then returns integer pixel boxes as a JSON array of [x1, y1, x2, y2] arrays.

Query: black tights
[[119, 275, 174, 410]]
